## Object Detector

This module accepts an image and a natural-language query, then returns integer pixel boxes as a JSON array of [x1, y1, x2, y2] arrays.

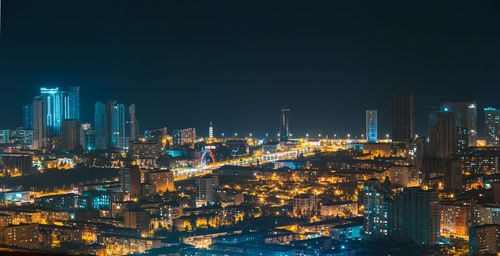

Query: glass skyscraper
[[280, 108, 290, 141], [95, 101, 137, 150], [63, 86, 80, 120], [40, 87, 64, 136], [37, 86, 80, 137], [392, 91, 414, 142], [485, 107, 500, 146], [440, 101, 477, 147], [22, 104, 33, 129], [366, 110, 377, 143]]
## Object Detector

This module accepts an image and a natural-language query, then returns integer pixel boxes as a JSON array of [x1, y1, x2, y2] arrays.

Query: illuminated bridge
[[172, 147, 316, 180]]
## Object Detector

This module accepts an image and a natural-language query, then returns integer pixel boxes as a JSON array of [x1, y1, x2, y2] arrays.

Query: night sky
[[0, 0, 499, 138]]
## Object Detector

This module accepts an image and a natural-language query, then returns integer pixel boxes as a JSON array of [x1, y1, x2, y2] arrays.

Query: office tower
[[22, 104, 33, 129], [429, 111, 457, 158], [195, 175, 219, 207], [392, 92, 414, 142], [81, 123, 95, 151], [365, 110, 377, 143], [390, 187, 440, 245], [209, 121, 214, 139], [280, 108, 290, 141], [63, 86, 80, 120], [112, 104, 128, 150], [441, 101, 477, 147], [61, 119, 81, 151], [40, 87, 64, 136], [363, 179, 390, 239], [128, 104, 138, 141], [485, 107, 500, 146], [94, 100, 116, 150], [469, 225, 499, 255], [33, 96, 47, 149]]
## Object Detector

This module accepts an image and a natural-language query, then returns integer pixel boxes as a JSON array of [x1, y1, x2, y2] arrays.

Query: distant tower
[[485, 107, 500, 146], [22, 104, 33, 129], [365, 110, 377, 143], [429, 110, 457, 158], [392, 91, 414, 142], [209, 121, 214, 139], [440, 101, 477, 147], [280, 108, 290, 141]]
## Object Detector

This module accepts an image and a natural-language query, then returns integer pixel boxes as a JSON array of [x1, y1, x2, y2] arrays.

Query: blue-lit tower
[[485, 107, 500, 146], [40, 87, 64, 136], [112, 104, 128, 150], [94, 100, 116, 150], [280, 108, 290, 141], [22, 104, 33, 129], [63, 86, 80, 120], [366, 110, 377, 143]]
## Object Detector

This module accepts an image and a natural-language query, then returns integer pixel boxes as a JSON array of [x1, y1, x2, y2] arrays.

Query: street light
[[306, 133, 309, 137], [249, 133, 253, 137]]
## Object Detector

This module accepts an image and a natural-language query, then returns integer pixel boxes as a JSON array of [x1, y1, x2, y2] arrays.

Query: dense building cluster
[[0, 87, 499, 255]]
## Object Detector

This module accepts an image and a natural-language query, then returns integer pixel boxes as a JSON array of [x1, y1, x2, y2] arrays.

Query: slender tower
[[280, 108, 290, 141], [209, 121, 214, 139]]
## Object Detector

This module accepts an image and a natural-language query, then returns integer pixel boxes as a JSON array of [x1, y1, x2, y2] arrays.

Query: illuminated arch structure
[[200, 147, 216, 169]]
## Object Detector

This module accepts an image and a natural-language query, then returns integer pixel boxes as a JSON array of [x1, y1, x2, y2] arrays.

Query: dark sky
[[0, 0, 499, 138]]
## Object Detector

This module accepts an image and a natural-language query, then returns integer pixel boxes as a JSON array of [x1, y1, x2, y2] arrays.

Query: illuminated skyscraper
[[95, 101, 136, 150], [280, 108, 290, 141], [209, 121, 214, 139], [485, 107, 500, 146], [363, 179, 390, 239], [366, 110, 377, 143], [94, 100, 116, 150], [429, 110, 457, 158], [112, 104, 137, 150], [440, 101, 477, 147], [63, 86, 80, 120], [40, 87, 64, 136], [22, 104, 33, 129], [392, 92, 414, 142], [33, 96, 47, 149]]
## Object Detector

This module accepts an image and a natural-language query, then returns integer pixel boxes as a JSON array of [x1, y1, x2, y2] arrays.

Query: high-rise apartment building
[[22, 104, 33, 129], [33, 96, 47, 149], [429, 110, 457, 158], [392, 92, 414, 142], [485, 107, 500, 146], [366, 110, 377, 143], [390, 187, 440, 245], [280, 108, 290, 141], [441, 101, 477, 147], [94, 100, 116, 150], [469, 224, 499, 255], [363, 179, 390, 239], [195, 175, 219, 207], [61, 119, 81, 151], [63, 86, 80, 120]]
